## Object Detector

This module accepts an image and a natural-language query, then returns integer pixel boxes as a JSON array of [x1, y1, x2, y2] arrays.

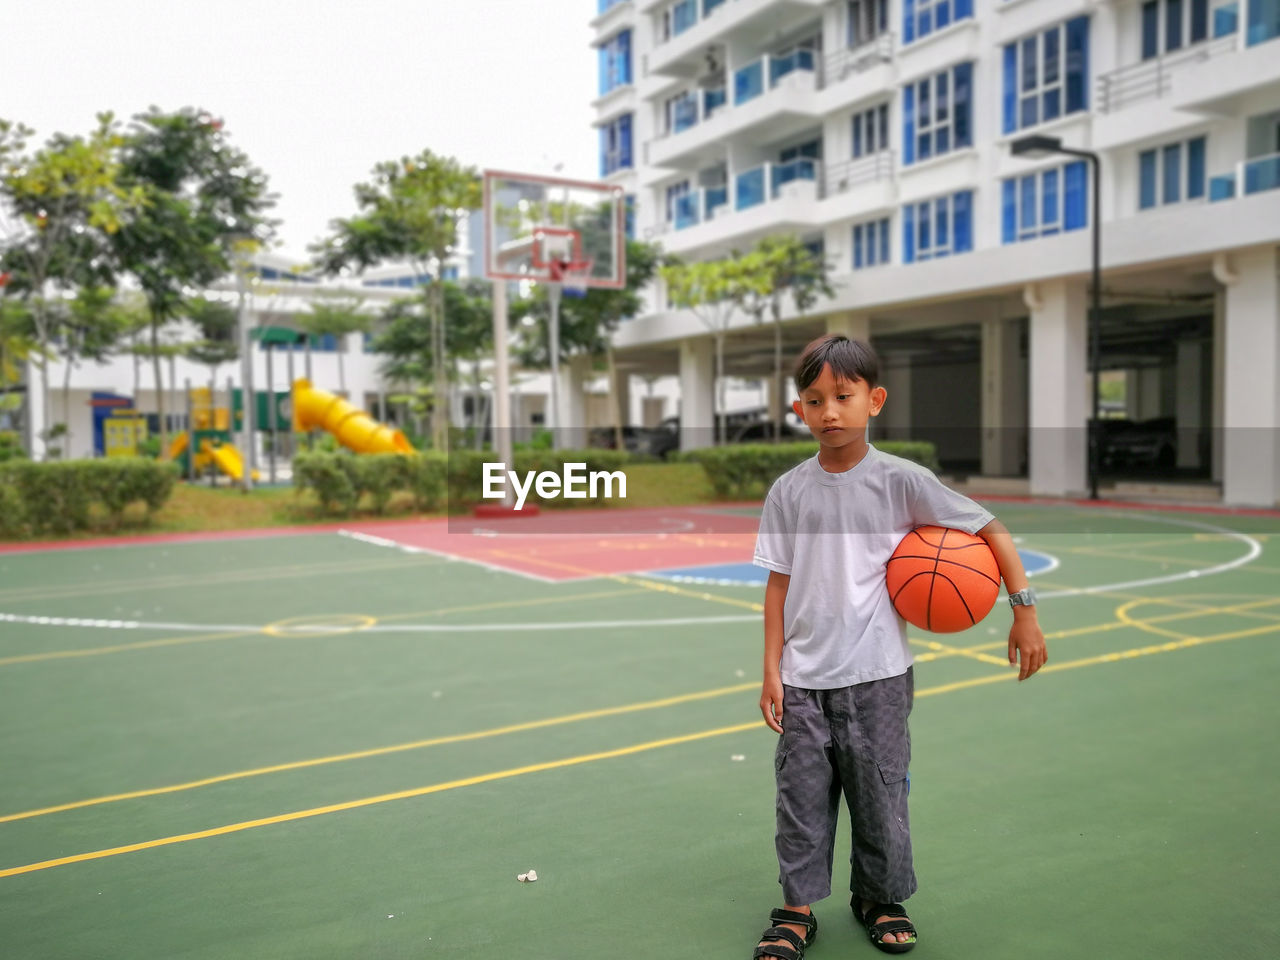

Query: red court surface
[[341, 505, 761, 581]]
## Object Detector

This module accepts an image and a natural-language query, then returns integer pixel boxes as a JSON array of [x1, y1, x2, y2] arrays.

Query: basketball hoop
[[549, 257, 594, 298]]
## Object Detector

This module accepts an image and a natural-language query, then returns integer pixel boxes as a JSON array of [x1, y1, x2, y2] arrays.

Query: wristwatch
[[1008, 587, 1037, 609]]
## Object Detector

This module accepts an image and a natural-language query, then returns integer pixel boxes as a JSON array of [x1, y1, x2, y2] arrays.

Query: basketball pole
[[547, 280, 562, 451], [491, 278, 514, 507]]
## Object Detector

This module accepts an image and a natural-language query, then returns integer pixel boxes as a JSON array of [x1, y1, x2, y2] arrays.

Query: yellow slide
[[291, 378, 413, 454], [164, 431, 190, 461], [202, 440, 260, 482]]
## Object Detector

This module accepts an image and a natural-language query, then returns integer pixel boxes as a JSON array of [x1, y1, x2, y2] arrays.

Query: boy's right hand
[[759, 676, 784, 734]]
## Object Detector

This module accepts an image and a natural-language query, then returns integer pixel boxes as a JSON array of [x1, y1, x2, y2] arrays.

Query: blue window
[[1138, 136, 1207, 209], [903, 0, 972, 45], [1002, 18, 1089, 134], [673, 0, 697, 36], [904, 63, 971, 165], [704, 0, 727, 14], [624, 195, 636, 240], [1001, 161, 1088, 243], [666, 181, 691, 225], [734, 59, 764, 104], [597, 30, 632, 96], [1143, 0, 1215, 58], [852, 218, 891, 269], [848, 0, 889, 47], [736, 167, 766, 209], [597, 0, 626, 13], [285, 333, 338, 353], [903, 191, 973, 262], [599, 114, 633, 176], [667, 91, 699, 134], [852, 103, 890, 158], [1248, 0, 1280, 45]]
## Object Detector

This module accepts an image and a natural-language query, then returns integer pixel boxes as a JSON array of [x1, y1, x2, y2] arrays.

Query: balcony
[[1096, 33, 1238, 114], [648, 59, 819, 171], [1208, 152, 1280, 202], [646, 0, 825, 77], [819, 32, 895, 90], [648, 160, 823, 253]]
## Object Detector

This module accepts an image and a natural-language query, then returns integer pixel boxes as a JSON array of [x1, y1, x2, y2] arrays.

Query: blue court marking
[[646, 549, 1058, 587]]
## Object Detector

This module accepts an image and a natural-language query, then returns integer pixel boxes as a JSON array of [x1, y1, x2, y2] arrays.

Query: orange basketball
[[885, 526, 1001, 633]]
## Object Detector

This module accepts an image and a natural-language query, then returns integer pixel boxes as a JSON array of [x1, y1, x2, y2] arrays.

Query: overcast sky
[[5, 0, 598, 261]]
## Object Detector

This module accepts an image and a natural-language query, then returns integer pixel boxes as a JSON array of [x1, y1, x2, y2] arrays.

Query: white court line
[[337, 529, 559, 583], [0, 610, 756, 635], [3, 514, 1265, 639]]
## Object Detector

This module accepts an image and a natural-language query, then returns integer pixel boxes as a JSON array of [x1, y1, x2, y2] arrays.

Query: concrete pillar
[[826, 313, 871, 343], [1220, 246, 1280, 506], [1211, 289, 1225, 483], [1027, 279, 1089, 497], [678, 336, 715, 450], [981, 315, 1027, 476], [1175, 340, 1204, 469], [562, 354, 590, 449], [879, 358, 911, 442], [615, 370, 632, 426], [26, 358, 47, 461]]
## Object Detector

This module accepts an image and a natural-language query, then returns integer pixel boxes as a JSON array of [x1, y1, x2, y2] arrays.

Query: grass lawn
[[1, 461, 720, 543]]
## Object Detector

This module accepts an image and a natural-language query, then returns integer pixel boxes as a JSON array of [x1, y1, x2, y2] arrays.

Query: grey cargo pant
[[774, 668, 916, 906]]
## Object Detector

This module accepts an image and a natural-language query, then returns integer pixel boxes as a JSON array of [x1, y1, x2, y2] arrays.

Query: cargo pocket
[[875, 751, 908, 786]]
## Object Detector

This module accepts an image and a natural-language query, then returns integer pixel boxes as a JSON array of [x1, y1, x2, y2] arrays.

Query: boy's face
[[792, 362, 886, 448]]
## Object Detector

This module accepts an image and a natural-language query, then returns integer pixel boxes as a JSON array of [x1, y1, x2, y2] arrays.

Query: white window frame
[[915, 69, 958, 160], [665, 180, 691, 224], [853, 216, 891, 269], [1012, 24, 1067, 131], [1141, 0, 1210, 59], [852, 102, 890, 158], [847, 0, 888, 47], [1138, 136, 1205, 210], [914, 193, 968, 261], [914, 0, 952, 38]]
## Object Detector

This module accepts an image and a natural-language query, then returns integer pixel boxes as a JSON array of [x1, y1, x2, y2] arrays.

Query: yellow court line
[[375, 587, 646, 623], [0, 630, 260, 668], [487, 549, 764, 613], [909, 637, 1009, 667], [0, 682, 758, 825], [9, 616, 1276, 881], [0, 722, 761, 880]]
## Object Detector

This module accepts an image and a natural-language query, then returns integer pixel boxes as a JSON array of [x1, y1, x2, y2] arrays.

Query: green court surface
[[1, 503, 1279, 959]]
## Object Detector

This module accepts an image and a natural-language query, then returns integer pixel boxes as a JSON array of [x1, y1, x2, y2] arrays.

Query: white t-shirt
[[753, 446, 995, 689]]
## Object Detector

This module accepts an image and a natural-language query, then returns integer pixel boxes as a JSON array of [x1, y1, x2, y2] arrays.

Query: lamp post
[[1010, 134, 1103, 500]]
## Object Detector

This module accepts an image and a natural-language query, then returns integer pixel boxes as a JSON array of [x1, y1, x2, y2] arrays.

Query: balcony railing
[[669, 186, 731, 231], [823, 151, 895, 197], [1096, 14, 1239, 113], [1209, 152, 1280, 202], [734, 50, 816, 104], [736, 159, 821, 210], [821, 32, 893, 89]]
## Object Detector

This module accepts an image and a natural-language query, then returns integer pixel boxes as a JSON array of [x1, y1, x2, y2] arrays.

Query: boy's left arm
[[977, 518, 1047, 681]]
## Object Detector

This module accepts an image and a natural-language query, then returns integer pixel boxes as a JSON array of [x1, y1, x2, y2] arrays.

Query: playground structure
[[290, 378, 413, 454], [165, 430, 260, 483]]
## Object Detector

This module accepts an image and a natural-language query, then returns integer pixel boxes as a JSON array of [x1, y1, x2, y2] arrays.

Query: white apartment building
[[591, 0, 1280, 505]]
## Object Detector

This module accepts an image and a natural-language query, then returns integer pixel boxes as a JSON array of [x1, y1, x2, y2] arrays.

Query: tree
[[0, 114, 140, 458], [730, 234, 835, 441], [373, 279, 493, 441], [55, 285, 129, 453], [296, 296, 371, 396], [110, 107, 276, 455], [0, 295, 37, 427], [311, 150, 481, 450], [660, 256, 745, 445], [183, 296, 239, 389]]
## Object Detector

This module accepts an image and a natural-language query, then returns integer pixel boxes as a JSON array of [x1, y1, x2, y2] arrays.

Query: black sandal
[[752, 908, 817, 960], [854, 899, 917, 954]]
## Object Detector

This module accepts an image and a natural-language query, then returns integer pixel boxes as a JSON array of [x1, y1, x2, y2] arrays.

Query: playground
[[2, 499, 1278, 959]]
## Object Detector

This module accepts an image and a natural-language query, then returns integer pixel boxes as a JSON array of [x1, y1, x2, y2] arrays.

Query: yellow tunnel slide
[[291, 378, 414, 454]]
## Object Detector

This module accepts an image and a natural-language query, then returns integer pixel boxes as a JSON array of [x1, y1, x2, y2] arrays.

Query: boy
[[750, 335, 1046, 958]]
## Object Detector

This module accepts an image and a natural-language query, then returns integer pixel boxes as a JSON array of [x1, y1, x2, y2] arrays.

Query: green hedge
[[293, 451, 452, 516], [291, 449, 635, 517], [0, 458, 179, 537], [678, 441, 941, 499]]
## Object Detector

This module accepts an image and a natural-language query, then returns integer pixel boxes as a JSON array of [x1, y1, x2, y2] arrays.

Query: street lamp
[[1010, 134, 1103, 500]]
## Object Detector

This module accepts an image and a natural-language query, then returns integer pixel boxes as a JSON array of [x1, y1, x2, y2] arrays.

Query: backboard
[[483, 170, 626, 289]]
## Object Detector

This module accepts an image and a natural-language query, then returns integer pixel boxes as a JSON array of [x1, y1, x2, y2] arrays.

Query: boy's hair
[[794, 334, 880, 392]]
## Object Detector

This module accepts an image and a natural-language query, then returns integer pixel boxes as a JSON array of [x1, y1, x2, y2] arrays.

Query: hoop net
[[549, 257, 594, 297]]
